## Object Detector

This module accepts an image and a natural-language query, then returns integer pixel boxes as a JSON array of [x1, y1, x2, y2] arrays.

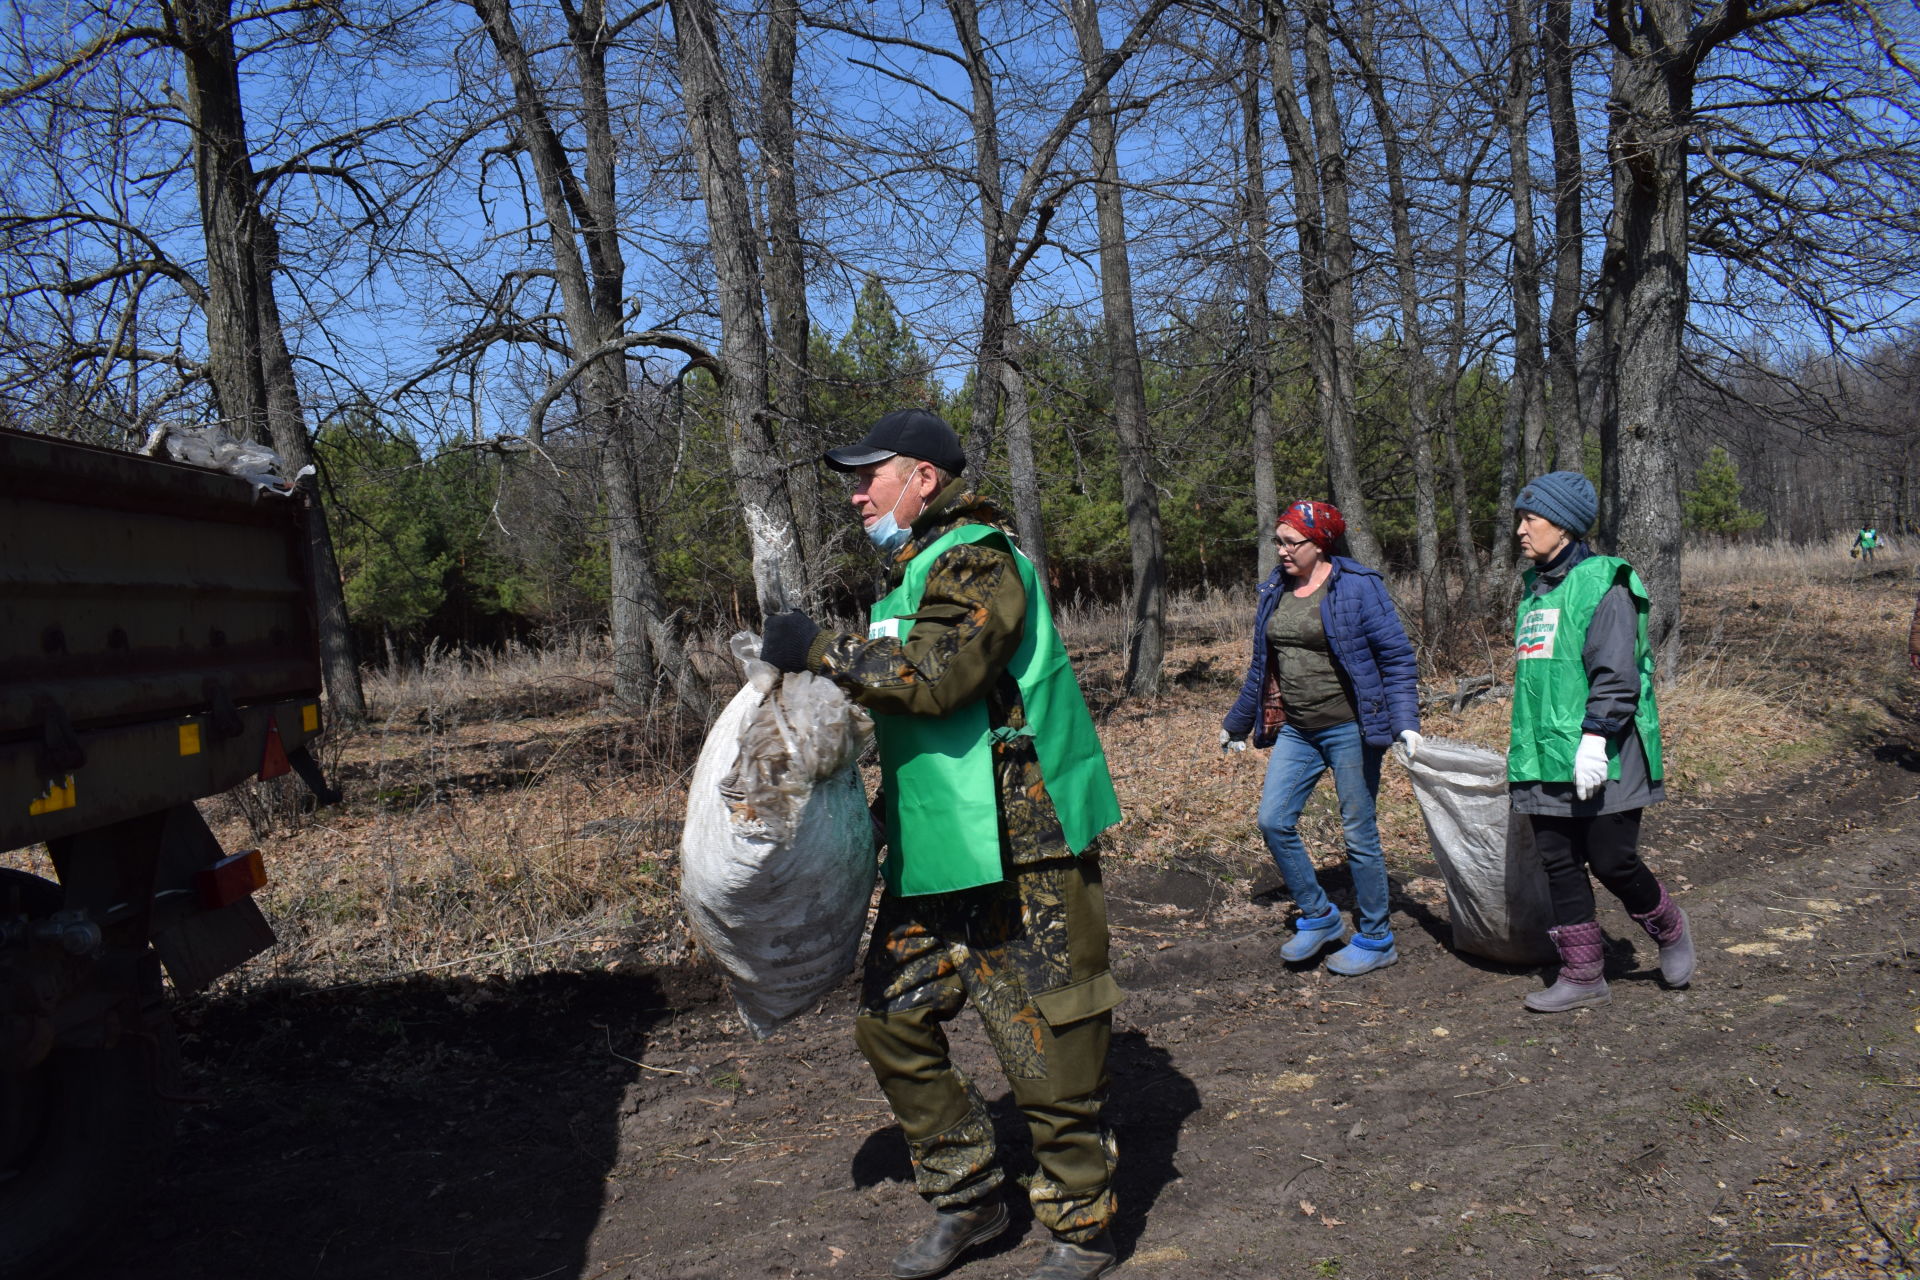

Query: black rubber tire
[[0, 870, 174, 1280]]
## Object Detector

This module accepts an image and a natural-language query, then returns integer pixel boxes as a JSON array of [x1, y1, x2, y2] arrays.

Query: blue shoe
[[1281, 909, 1346, 962], [1326, 933, 1399, 976]]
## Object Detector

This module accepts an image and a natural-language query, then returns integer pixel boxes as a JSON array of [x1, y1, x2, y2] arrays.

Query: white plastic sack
[[140, 422, 308, 494], [681, 634, 877, 1037], [1399, 737, 1556, 965]]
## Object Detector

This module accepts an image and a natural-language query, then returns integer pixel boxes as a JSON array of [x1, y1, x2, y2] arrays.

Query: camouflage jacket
[[804, 483, 1075, 871]]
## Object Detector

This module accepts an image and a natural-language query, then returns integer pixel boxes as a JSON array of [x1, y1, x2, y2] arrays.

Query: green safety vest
[[868, 523, 1122, 896], [1508, 555, 1665, 785]]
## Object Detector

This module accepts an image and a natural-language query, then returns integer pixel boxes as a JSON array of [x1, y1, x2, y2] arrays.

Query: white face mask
[[865, 476, 915, 552]]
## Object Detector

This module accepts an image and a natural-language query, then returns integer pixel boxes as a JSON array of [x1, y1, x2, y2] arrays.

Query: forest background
[[2, 0, 1919, 717]]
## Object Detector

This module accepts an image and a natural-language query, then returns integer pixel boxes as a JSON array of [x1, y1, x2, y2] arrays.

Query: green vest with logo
[[1508, 555, 1665, 785], [868, 523, 1122, 896]]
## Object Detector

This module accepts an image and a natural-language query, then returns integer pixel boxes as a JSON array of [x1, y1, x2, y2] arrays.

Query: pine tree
[[1683, 446, 1765, 537]]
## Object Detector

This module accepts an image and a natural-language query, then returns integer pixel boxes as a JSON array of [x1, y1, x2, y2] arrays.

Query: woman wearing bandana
[[1220, 501, 1422, 976]]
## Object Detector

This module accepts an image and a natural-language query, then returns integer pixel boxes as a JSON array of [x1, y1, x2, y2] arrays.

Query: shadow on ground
[[74, 966, 708, 1280]]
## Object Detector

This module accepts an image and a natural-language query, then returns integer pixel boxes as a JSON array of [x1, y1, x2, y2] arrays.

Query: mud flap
[[285, 745, 343, 806], [149, 804, 275, 993], [152, 899, 274, 994]]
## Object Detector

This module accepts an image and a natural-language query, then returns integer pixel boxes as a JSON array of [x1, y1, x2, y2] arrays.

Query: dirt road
[[76, 734, 1919, 1280]]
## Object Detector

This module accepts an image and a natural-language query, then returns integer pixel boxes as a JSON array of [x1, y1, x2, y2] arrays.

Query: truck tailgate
[[0, 428, 325, 852]]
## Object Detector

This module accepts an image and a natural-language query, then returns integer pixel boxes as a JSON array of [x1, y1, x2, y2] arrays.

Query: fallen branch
[[1853, 1184, 1916, 1270], [1705, 1113, 1751, 1143], [1454, 1072, 1524, 1099], [605, 1025, 689, 1075]]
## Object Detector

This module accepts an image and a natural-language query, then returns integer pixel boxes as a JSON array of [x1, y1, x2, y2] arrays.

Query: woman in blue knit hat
[[1508, 471, 1695, 1011]]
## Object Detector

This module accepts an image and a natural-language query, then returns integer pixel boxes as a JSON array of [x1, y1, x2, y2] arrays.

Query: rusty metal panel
[[0, 696, 323, 853], [0, 426, 325, 852], [0, 427, 322, 740]]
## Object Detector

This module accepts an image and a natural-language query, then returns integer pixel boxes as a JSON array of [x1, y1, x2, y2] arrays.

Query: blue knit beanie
[[1515, 471, 1598, 536]]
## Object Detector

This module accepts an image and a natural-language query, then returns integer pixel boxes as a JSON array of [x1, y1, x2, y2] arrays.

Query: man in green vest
[[758, 408, 1125, 1280]]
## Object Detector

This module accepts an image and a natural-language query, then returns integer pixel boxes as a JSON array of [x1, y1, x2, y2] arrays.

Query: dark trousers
[[853, 857, 1118, 1244], [1529, 810, 1661, 926]]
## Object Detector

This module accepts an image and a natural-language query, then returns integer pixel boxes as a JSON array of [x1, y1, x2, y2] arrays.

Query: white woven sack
[[1399, 737, 1556, 965], [680, 636, 876, 1037]]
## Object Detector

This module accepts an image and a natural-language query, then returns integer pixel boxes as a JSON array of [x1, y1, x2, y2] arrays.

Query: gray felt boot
[[1630, 883, 1696, 987], [1525, 921, 1612, 1013]]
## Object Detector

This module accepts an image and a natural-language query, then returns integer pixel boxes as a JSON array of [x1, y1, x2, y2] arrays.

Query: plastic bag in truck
[[1398, 737, 1557, 965], [680, 634, 877, 1037]]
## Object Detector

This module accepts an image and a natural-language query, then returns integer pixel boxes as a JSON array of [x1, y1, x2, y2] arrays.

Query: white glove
[[1397, 729, 1423, 759], [1573, 733, 1609, 799], [1220, 729, 1248, 753]]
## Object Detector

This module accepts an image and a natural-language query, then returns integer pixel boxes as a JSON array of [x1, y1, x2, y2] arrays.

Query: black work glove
[[759, 610, 819, 674]]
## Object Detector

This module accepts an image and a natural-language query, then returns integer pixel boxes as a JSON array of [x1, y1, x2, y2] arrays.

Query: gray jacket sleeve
[[1580, 582, 1640, 737]]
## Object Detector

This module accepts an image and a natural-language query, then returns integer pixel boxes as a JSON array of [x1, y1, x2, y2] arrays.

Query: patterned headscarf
[[1277, 499, 1346, 551]]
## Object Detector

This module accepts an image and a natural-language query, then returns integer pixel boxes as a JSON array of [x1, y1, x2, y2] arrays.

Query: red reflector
[[259, 720, 291, 780], [196, 850, 268, 909]]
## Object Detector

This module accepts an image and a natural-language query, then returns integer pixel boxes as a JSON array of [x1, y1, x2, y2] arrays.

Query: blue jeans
[[1257, 720, 1391, 938]]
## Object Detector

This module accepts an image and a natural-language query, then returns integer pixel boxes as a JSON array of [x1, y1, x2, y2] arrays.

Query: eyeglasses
[[1273, 537, 1314, 552]]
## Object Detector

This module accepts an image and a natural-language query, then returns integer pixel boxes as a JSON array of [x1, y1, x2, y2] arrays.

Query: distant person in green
[[1853, 525, 1880, 563], [758, 409, 1126, 1280], [1508, 471, 1696, 1012]]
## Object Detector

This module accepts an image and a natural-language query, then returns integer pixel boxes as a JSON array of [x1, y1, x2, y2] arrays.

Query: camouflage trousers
[[853, 856, 1120, 1245]]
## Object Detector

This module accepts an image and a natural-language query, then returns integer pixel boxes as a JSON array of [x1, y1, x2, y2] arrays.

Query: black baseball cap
[[823, 408, 966, 475]]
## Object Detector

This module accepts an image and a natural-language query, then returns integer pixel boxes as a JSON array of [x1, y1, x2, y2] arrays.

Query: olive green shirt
[[1265, 581, 1355, 731]]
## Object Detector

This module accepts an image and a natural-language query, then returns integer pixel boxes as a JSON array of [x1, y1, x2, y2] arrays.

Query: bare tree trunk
[[760, 0, 821, 606], [949, 0, 1012, 484], [603, 437, 656, 711], [474, 0, 704, 712], [1439, 156, 1490, 617], [1264, 0, 1381, 566], [1541, 0, 1586, 472], [1070, 0, 1164, 695], [1598, 0, 1693, 661], [1343, 5, 1439, 638], [998, 352, 1049, 585], [173, 0, 268, 441], [172, 0, 365, 722], [944, 0, 1173, 522], [1491, 391, 1521, 583], [1503, 0, 1552, 481], [670, 0, 809, 617], [1239, 10, 1280, 581], [254, 221, 366, 722], [1300, 0, 1380, 566]]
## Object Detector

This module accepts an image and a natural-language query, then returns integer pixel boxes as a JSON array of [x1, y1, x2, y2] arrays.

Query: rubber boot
[[1326, 931, 1399, 976], [1630, 883, 1696, 987], [890, 1199, 1010, 1280], [1525, 921, 1611, 1013], [1023, 1229, 1119, 1280], [1281, 908, 1345, 963]]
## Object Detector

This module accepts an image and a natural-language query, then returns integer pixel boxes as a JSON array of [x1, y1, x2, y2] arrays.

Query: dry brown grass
[[11, 540, 1916, 991], [1683, 536, 1914, 587]]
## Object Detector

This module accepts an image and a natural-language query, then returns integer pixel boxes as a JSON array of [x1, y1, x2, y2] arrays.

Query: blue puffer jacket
[[1222, 557, 1420, 749]]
